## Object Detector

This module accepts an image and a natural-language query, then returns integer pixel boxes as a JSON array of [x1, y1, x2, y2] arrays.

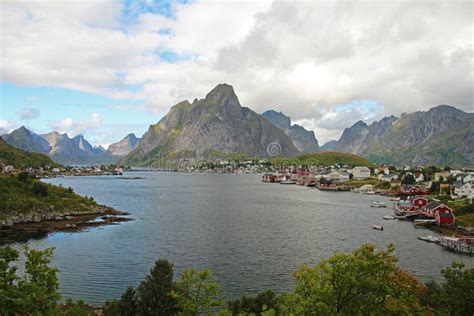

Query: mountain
[[3, 126, 50, 154], [106, 133, 140, 157], [3, 128, 121, 165], [323, 105, 474, 167], [262, 110, 319, 153], [122, 84, 299, 166], [320, 140, 338, 151], [0, 137, 59, 169]]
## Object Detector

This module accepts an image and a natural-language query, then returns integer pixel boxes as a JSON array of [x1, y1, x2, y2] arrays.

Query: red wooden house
[[420, 201, 455, 225], [410, 196, 429, 209], [399, 185, 425, 196]]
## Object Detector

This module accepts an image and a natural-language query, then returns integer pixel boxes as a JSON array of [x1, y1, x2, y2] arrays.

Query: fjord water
[[21, 172, 472, 304]]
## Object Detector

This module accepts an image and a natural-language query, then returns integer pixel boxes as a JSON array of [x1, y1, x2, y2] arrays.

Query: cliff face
[[123, 84, 299, 165], [324, 105, 474, 166], [262, 110, 319, 153], [106, 133, 140, 157]]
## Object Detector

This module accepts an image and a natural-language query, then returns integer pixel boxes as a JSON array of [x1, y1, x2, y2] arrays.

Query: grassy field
[[0, 174, 102, 220]]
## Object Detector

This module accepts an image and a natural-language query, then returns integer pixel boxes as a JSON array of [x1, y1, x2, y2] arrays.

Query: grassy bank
[[0, 174, 101, 221]]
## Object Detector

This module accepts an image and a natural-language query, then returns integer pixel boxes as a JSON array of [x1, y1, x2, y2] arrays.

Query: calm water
[[14, 172, 473, 304]]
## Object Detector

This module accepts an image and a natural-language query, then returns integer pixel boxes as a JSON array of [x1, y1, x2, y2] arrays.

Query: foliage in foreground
[[1, 244, 473, 315]]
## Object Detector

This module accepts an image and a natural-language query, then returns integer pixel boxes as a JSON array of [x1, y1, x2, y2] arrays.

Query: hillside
[[322, 105, 474, 167], [122, 84, 299, 166], [0, 137, 59, 169], [271, 151, 372, 167]]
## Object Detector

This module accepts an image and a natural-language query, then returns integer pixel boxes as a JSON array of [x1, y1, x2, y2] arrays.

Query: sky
[[0, 0, 473, 147]]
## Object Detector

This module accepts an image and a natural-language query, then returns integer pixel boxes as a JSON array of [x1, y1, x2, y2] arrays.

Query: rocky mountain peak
[[204, 83, 240, 110], [262, 110, 291, 130]]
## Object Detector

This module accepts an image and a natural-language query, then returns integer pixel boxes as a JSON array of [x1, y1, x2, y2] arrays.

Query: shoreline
[[0, 207, 132, 244]]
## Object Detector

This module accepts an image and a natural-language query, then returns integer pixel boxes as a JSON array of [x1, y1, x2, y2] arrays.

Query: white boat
[[371, 201, 386, 208], [383, 215, 396, 220], [366, 191, 376, 195]]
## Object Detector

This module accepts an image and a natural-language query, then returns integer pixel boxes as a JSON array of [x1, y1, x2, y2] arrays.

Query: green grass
[[342, 178, 385, 188], [0, 174, 102, 220], [445, 198, 474, 227], [0, 138, 60, 169]]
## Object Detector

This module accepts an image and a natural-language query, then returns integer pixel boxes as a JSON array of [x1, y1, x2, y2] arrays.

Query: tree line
[[1, 244, 473, 315]]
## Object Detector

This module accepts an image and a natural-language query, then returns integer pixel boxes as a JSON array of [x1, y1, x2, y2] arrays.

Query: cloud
[[19, 108, 40, 120], [1, 0, 473, 143], [0, 120, 18, 135], [50, 112, 103, 136]]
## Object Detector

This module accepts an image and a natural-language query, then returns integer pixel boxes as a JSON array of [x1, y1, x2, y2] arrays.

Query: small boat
[[371, 201, 386, 208], [418, 236, 440, 243], [280, 176, 296, 185], [371, 225, 384, 231], [366, 191, 376, 195], [383, 215, 396, 220]]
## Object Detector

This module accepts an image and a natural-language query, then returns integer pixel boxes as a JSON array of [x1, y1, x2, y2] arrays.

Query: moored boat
[[383, 215, 396, 220], [371, 201, 386, 208]]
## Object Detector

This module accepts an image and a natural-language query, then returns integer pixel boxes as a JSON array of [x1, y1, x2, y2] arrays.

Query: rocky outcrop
[[122, 84, 299, 165], [262, 110, 319, 153]]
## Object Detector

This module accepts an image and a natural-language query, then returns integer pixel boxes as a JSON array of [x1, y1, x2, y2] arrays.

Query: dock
[[439, 237, 474, 254]]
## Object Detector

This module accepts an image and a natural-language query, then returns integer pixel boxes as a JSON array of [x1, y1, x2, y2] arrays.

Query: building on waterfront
[[351, 166, 371, 179]]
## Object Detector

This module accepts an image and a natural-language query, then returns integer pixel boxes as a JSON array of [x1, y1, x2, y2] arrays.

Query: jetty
[[439, 236, 474, 254]]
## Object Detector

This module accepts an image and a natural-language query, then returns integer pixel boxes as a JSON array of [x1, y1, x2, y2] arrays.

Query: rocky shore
[[0, 205, 132, 244]]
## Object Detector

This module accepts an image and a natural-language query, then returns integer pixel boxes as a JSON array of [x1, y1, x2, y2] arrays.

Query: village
[[260, 163, 474, 254]]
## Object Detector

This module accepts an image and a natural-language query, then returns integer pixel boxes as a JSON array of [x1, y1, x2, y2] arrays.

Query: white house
[[379, 174, 398, 182], [351, 166, 371, 180], [329, 170, 350, 182], [454, 181, 474, 198]]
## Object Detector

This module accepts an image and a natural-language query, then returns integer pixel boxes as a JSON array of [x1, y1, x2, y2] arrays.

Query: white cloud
[[50, 112, 103, 136], [1, 0, 473, 143], [0, 120, 18, 135], [19, 108, 40, 120]]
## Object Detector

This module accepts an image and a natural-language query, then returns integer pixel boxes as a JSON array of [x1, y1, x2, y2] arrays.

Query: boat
[[280, 176, 296, 185], [383, 215, 396, 220], [366, 191, 376, 195], [371, 225, 384, 231], [418, 236, 440, 243], [371, 201, 386, 208]]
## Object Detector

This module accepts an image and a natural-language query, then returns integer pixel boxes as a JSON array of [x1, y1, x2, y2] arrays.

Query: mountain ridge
[[122, 84, 300, 166], [321, 105, 474, 167], [262, 110, 320, 153]]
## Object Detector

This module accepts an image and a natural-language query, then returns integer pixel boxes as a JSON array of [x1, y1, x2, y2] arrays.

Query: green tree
[[423, 262, 474, 315], [402, 174, 416, 185], [174, 268, 223, 315], [137, 259, 180, 316], [279, 244, 425, 315], [227, 290, 277, 315], [0, 246, 60, 315], [119, 287, 138, 316]]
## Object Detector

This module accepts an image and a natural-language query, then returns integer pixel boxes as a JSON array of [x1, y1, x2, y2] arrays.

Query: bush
[[32, 181, 48, 197]]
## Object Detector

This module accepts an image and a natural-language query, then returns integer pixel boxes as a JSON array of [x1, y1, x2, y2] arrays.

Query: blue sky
[[1, 0, 472, 146], [0, 82, 158, 146]]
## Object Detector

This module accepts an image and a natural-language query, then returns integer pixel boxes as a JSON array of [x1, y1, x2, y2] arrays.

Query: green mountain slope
[[0, 137, 60, 169]]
